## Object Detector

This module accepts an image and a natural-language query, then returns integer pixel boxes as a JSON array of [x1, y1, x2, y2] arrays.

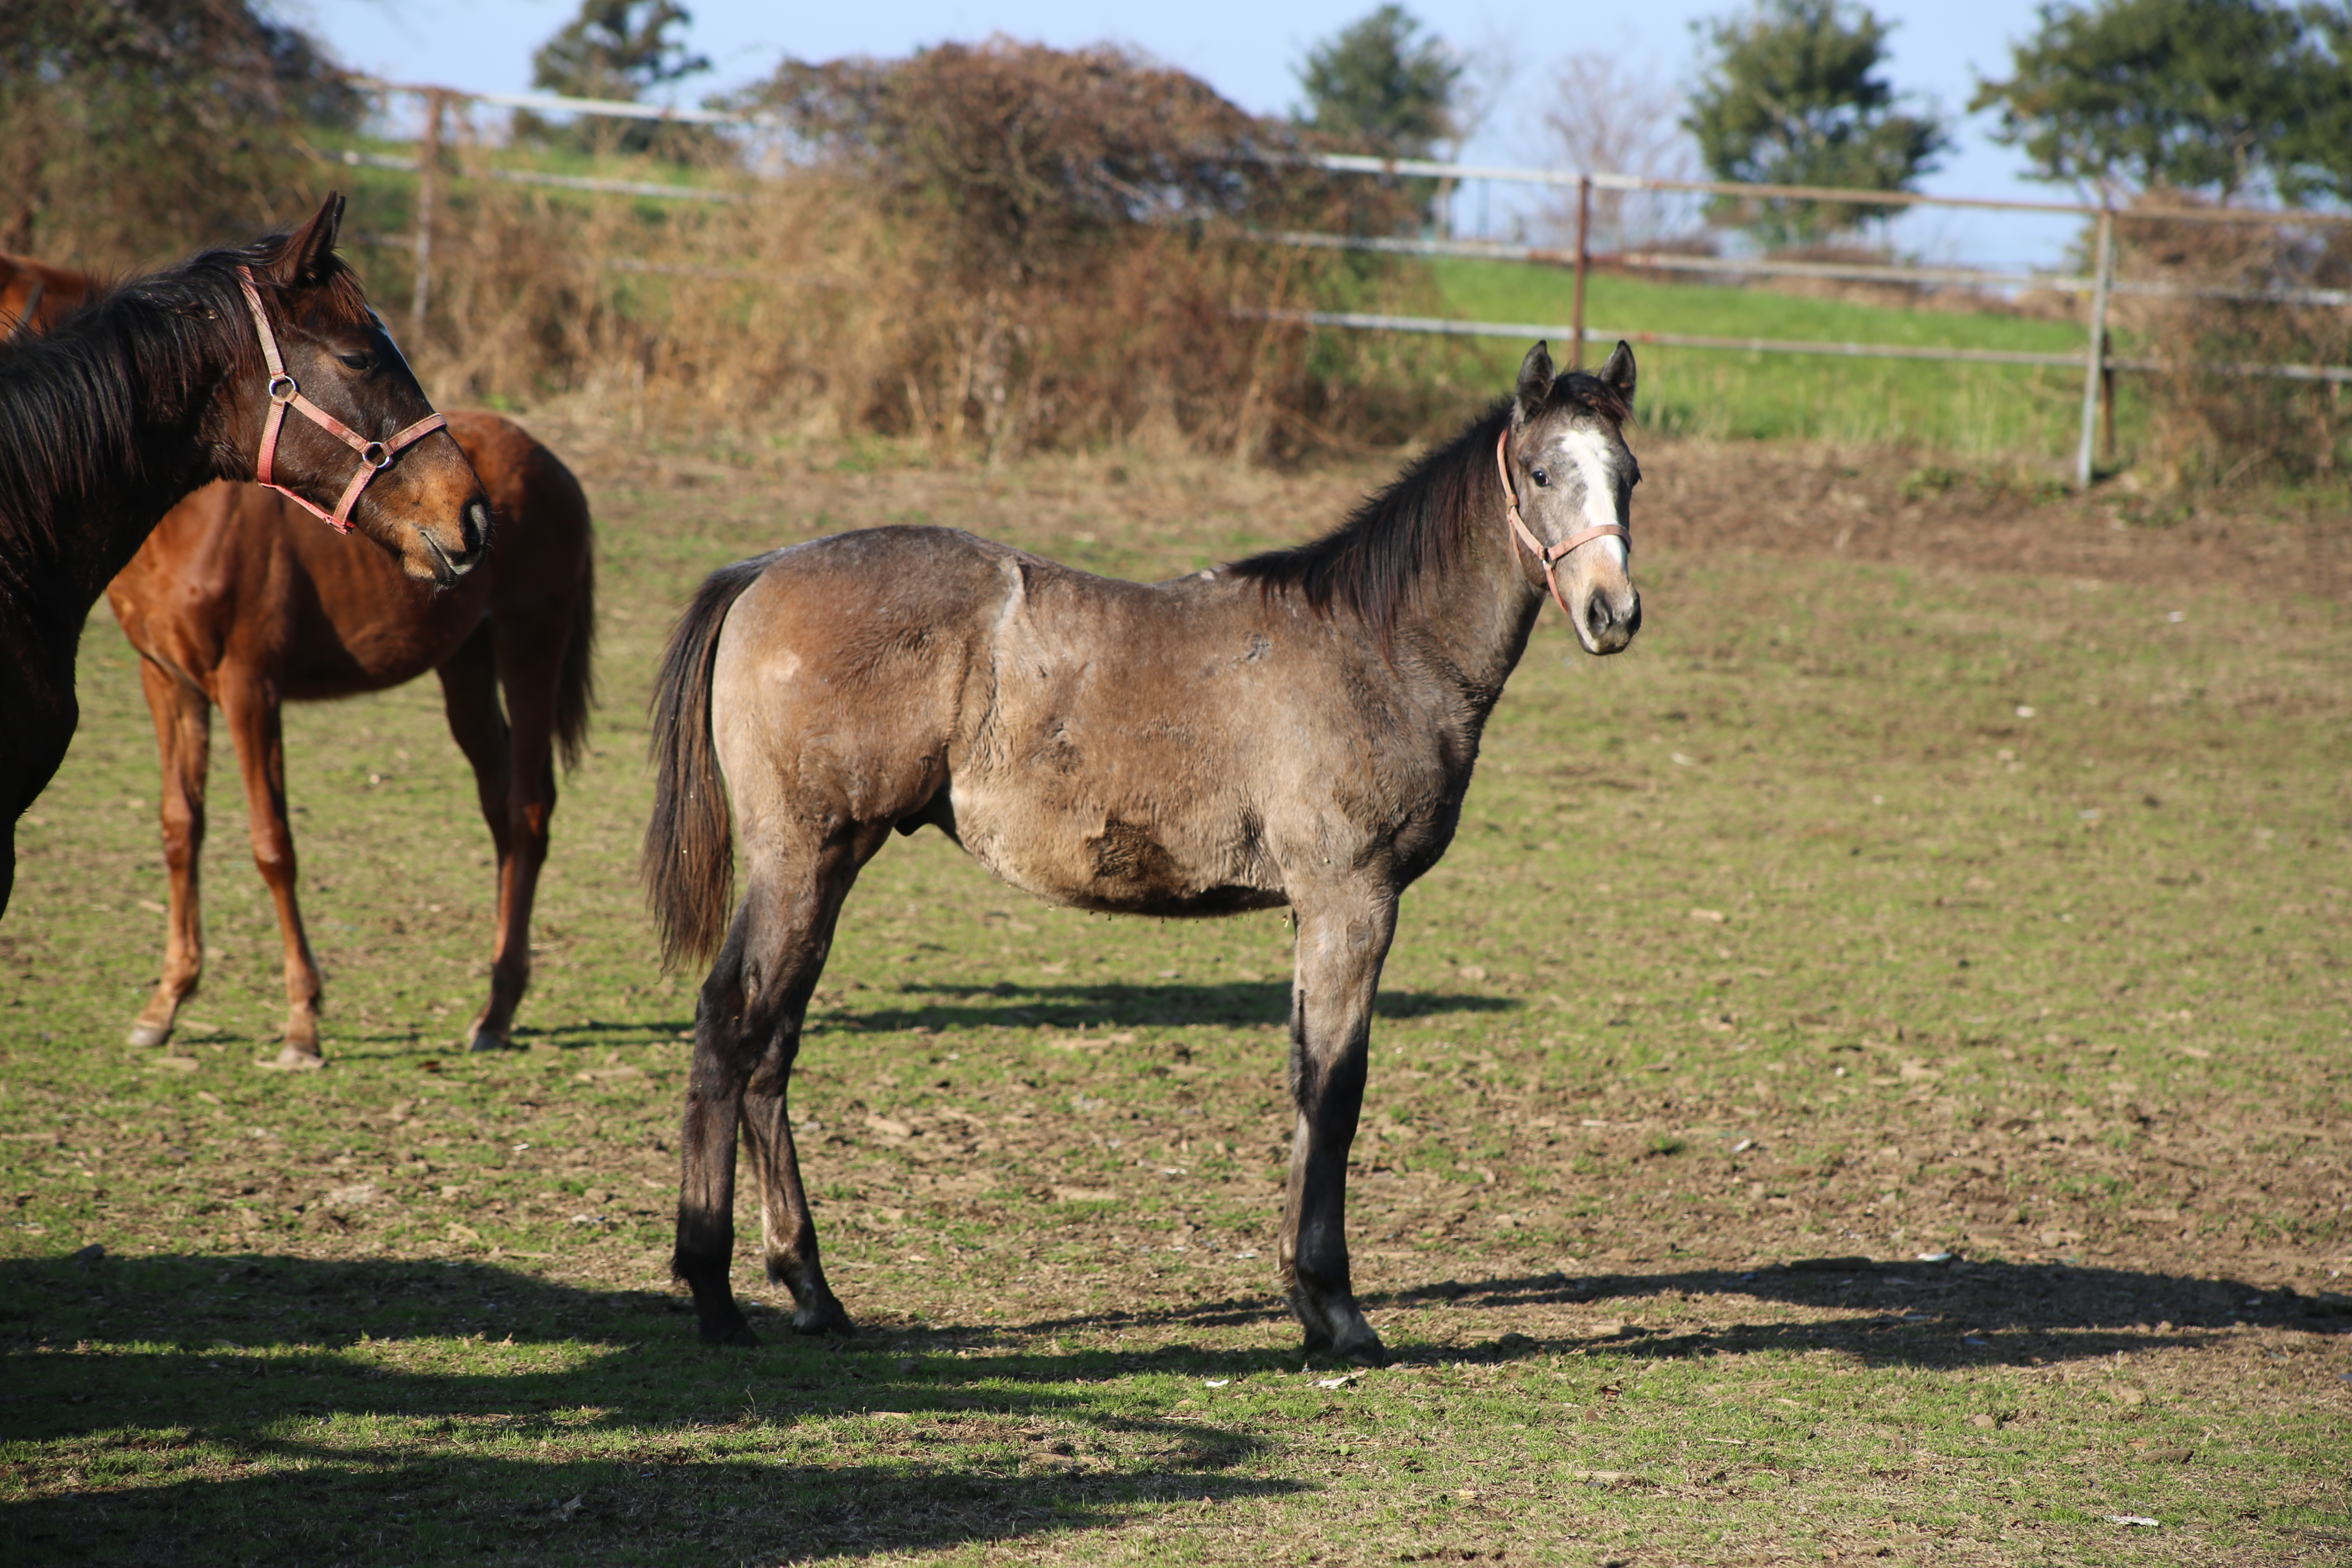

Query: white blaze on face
[[1556, 425, 1630, 569]]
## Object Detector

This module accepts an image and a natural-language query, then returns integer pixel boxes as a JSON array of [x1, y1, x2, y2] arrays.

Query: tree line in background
[[2, 0, 2347, 478], [16, 0, 2352, 262]]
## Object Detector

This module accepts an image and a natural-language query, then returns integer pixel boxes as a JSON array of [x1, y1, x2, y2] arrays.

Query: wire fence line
[[347, 78, 2352, 484]]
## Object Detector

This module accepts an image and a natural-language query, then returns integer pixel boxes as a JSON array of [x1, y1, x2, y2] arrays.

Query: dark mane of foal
[[1228, 374, 1632, 644], [0, 231, 366, 560]]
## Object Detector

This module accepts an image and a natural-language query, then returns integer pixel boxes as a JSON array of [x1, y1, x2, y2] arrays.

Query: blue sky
[[297, 0, 2089, 266]]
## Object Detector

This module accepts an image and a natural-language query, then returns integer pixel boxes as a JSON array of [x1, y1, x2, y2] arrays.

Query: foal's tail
[[642, 554, 773, 969]]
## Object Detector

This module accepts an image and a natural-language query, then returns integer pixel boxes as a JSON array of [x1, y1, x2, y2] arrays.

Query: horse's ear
[[268, 194, 346, 288], [1514, 340, 1555, 423], [1598, 339, 1637, 403]]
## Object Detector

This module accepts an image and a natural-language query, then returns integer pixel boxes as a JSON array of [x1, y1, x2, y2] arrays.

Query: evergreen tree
[[522, 0, 710, 158], [1683, 0, 1949, 245], [1972, 0, 2334, 203], [1295, 5, 1461, 160]]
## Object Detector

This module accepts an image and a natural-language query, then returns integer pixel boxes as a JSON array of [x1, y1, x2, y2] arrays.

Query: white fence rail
[[348, 79, 2352, 486]]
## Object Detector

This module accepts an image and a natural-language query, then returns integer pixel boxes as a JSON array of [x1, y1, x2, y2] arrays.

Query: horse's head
[[222, 195, 491, 585], [1503, 339, 1642, 655]]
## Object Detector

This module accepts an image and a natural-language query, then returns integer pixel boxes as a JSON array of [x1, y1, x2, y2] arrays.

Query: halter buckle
[[267, 373, 298, 405], [361, 440, 392, 471]]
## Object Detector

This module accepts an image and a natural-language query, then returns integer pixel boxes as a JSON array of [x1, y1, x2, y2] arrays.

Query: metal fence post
[[410, 88, 446, 345], [2075, 206, 2114, 489], [1570, 174, 1591, 370]]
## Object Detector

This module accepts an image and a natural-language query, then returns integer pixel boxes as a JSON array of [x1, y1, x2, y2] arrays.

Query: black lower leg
[[675, 984, 756, 1347]]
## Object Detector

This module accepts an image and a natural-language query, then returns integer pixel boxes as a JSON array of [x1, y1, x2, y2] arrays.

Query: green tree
[[1294, 5, 1462, 159], [0, 0, 356, 263], [1972, 0, 2335, 203], [1683, 0, 1950, 245], [2283, 6, 2352, 203], [521, 0, 710, 158]]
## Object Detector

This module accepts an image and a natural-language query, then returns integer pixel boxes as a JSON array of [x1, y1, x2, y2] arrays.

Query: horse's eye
[[336, 352, 374, 371], [1530, 466, 1549, 487]]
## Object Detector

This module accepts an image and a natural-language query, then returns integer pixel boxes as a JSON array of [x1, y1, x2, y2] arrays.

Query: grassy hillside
[[1430, 257, 2109, 462]]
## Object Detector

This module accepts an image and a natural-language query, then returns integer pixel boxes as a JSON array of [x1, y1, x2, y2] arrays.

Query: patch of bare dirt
[[1639, 437, 2352, 601]]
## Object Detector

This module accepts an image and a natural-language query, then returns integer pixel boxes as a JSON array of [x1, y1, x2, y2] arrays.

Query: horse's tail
[[552, 519, 597, 772], [642, 554, 773, 969]]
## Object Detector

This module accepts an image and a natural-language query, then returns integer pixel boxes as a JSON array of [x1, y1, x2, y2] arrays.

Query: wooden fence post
[[410, 88, 446, 345], [2075, 205, 2114, 490], [1570, 174, 1591, 371]]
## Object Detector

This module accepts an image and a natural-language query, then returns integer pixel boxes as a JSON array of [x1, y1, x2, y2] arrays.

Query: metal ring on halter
[[361, 441, 392, 470], [267, 373, 299, 404]]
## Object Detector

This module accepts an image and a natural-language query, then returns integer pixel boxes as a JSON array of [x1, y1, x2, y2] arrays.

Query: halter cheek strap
[[235, 265, 446, 534], [1495, 428, 1627, 620]]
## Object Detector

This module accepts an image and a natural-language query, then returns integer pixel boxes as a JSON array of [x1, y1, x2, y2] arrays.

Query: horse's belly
[[949, 783, 1285, 918]]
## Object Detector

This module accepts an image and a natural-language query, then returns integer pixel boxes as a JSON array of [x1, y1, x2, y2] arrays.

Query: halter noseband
[[1495, 427, 1628, 620], [235, 265, 447, 534]]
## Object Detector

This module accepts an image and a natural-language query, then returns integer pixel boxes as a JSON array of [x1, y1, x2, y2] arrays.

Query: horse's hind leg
[[127, 660, 212, 1048], [434, 624, 544, 1052], [677, 826, 879, 1345], [1278, 880, 1399, 1367], [218, 668, 326, 1068]]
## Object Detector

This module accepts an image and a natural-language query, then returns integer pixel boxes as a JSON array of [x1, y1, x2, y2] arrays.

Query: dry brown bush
[[2111, 192, 2352, 487], [376, 40, 1473, 462], [0, 0, 353, 267]]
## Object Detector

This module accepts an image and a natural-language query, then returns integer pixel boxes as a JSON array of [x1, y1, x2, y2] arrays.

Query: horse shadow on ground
[[0, 1251, 1305, 1564], [1011, 1254, 2350, 1372], [7, 1246, 2344, 1560], [813, 980, 1517, 1035], [490, 981, 1515, 1050]]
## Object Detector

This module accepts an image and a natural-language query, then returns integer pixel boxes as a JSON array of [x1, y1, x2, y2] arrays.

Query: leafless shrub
[[1535, 53, 1707, 255], [0, 0, 355, 266], [376, 39, 1468, 462]]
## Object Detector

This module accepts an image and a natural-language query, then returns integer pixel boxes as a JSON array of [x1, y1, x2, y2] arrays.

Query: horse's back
[[0, 252, 94, 336], [710, 528, 1018, 831]]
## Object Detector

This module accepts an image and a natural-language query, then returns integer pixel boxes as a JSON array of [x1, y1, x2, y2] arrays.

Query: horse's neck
[[1396, 468, 1546, 720], [0, 301, 229, 618]]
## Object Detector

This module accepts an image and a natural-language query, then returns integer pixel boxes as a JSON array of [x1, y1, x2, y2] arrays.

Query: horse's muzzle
[[1579, 585, 1641, 655]]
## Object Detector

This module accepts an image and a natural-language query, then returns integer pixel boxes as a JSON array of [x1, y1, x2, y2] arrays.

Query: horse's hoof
[[467, 1029, 514, 1054], [1333, 1327, 1390, 1368], [790, 1301, 856, 1337], [126, 1023, 171, 1049], [699, 1320, 760, 1349], [274, 1045, 327, 1071]]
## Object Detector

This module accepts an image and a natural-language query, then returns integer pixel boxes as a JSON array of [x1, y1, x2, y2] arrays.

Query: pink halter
[[1495, 427, 1627, 620], [235, 265, 446, 534]]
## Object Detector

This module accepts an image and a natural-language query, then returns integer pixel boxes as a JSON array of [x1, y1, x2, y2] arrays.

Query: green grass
[[1430, 256, 2115, 461], [4, 433, 2348, 1562]]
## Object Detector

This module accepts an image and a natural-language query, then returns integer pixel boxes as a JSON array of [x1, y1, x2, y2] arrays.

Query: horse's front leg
[[1279, 880, 1399, 1366], [127, 659, 212, 1048]]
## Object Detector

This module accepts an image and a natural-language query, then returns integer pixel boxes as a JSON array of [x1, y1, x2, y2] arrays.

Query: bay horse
[[0, 195, 492, 916], [0, 251, 86, 339], [643, 341, 1644, 1364], [107, 411, 595, 1067]]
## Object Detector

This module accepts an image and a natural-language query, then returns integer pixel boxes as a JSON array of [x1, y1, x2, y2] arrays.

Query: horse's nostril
[[462, 498, 490, 556]]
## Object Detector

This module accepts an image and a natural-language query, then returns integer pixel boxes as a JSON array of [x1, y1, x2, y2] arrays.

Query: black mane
[[0, 232, 364, 566], [1228, 373, 1632, 645]]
